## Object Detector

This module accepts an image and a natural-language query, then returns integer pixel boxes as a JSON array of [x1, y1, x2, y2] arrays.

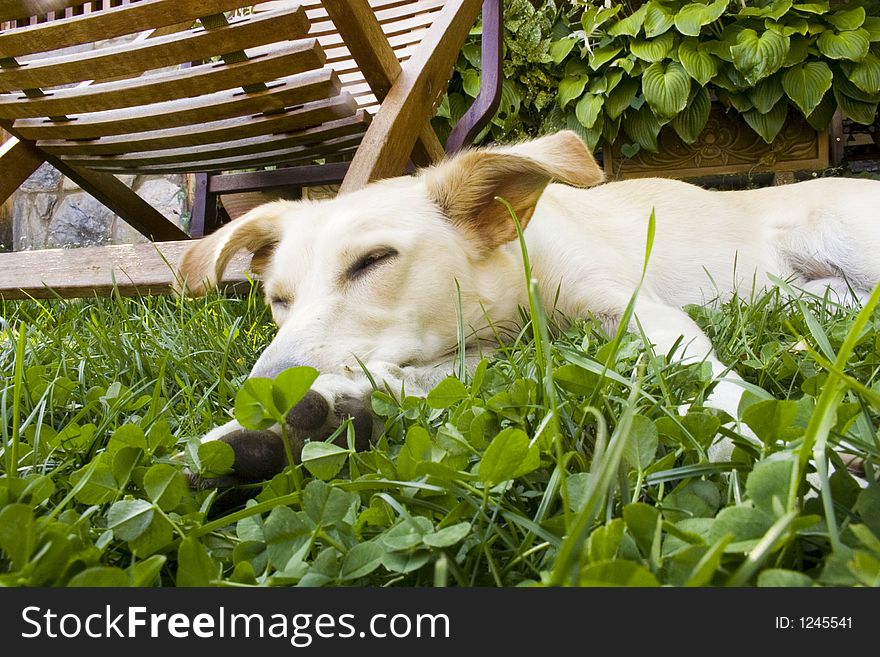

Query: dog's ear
[[176, 201, 288, 296], [423, 130, 603, 253]]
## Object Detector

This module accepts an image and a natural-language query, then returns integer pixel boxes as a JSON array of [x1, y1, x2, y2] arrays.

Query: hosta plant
[[439, 0, 880, 155]]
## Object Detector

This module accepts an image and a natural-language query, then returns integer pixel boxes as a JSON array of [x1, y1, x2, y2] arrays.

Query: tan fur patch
[[423, 130, 604, 253], [177, 202, 288, 296]]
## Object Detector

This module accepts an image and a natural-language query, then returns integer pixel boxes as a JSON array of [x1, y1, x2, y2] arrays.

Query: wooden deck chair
[[0, 0, 502, 299]]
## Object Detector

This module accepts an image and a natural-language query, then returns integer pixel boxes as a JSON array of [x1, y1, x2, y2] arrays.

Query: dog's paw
[[284, 389, 375, 455], [188, 428, 287, 489]]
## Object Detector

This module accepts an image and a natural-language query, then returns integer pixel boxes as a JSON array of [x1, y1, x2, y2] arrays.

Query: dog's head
[[177, 131, 603, 378]]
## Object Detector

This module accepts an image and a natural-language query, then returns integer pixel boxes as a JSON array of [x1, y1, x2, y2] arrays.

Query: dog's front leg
[[192, 358, 471, 487], [632, 297, 753, 461]]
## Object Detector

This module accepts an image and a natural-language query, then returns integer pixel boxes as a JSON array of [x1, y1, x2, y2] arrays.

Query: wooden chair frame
[[0, 0, 502, 299]]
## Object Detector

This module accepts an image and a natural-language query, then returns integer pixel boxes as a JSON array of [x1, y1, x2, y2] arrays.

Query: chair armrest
[[444, 0, 502, 154]]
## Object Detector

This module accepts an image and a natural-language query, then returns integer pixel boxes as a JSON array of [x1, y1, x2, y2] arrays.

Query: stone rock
[[12, 193, 56, 250], [111, 216, 149, 245], [135, 177, 185, 224], [61, 176, 81, 193], [20, 164, 62, 194], [47, 193, 113, 248]]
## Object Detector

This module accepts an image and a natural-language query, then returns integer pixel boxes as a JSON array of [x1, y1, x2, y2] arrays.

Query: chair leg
[[56, 162, 190, 242], [190, 173, 221, 238], [0, 136, 45, 206]]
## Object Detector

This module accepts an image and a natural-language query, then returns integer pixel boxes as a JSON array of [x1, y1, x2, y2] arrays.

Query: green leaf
[[272, 366, 319, 416], [742, 398, 803, 444], [746, 456, 796, 517], [847, 52, 880, 94], [427, 376, 469, 409], [264, 506, 312, 571], [604, 78, 641, 120], [642, 60, 690, 119], [0, 504, 35, 570], [575, 93, 603, 129], [549, 37, 577, 64], [381, 550, 432, 574], [588, 44, 623, 71], [130, 555, 167, 587], [382, 516, 433, 551], [709, 505, 774, 552], [730, 28, 790, 85], [644, 1, 675, 38], [609, 4, 648, 37], [630, 31, 675, 63], [824, 7, 865, 32], [558, 73, 589, 110], [816, 29, 870, 61], [462, 69, 480, 98], [423, 522, 472, 548], [130, 514, 174, 558], [176, 537, 219, 587], [855, 486, 880, 536], [742, 99, 790, 143], [623, 414, 659, 471], [781, 61, 834, 116], [142, 463, 187, 511], [864, 16, 880, 42], [587, 518, 625, 562], [748, 75, 785, 114], [791, 2, 829, 14], [674, 0, 728, 37], [740, 0, 793, 21], [303, 480, 358, 527], [478, 428, 540, 486], [235, 377, 278, 429], [805, 88, 836, 129], [834, 85, 879, 124], [623, 103, 662, 152], [107, 499, 154, 542], [623, 502, 661, 559], [678, 38, 719, 86], [758, 568, 814, 586], [197, 440, 235, 477], [339, 542, 384, 580], [580, 560, 660, 586], [671, 85, 711, 144], [662, 480, 721, 523], [300, 441, 350, 481], [68, 567, 129, 587], [108, 424, 147, 452]]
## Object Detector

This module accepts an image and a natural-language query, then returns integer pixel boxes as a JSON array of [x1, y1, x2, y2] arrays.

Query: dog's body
[[179, 131, 879, 485]]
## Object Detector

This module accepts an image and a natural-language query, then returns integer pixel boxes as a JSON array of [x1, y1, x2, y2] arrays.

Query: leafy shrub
[[436, 0, 880, 154]]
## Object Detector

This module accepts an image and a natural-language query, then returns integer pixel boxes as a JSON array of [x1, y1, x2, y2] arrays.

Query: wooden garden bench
[[0, 0, 501, 299]]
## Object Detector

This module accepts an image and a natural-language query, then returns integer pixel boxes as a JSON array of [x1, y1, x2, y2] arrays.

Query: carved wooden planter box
[[602, 107, 829, 180]]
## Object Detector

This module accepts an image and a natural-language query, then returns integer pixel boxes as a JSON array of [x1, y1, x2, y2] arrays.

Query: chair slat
[[0, 0, 86, 23], [57, 111, 368, 167], [0, 7, 309, 92], [0, 39, 324, 119], [311, 8, 440, 45], [0, 0, 271, 57], [82, 133, 364, 173], [14, 68, 341, 140], [39, 94, 359, 154], [0, 240, 250, 300]]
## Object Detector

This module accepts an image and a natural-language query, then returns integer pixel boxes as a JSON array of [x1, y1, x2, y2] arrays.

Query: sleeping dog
[[178, 130, 878, 487]]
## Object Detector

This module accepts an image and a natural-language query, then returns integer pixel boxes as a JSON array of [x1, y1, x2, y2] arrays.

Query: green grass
[[1, 282, 879, 587]]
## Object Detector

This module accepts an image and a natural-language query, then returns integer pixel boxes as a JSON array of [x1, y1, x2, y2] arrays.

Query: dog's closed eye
[[269, 296, 291, 310], [347, 248, 399, 280]]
